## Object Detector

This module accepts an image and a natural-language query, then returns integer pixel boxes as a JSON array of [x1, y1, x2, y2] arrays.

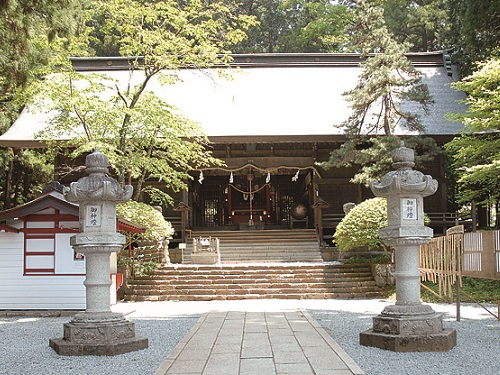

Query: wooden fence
[[420, 226, 500, 283], [419, 226, 463, 300], [419, 225, 500, 319]]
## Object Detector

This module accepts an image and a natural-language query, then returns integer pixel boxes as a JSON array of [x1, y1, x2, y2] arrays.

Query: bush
[[117, 201, 174, 242], [343, 253, 392, 264], [334, 197, 388, 252], [117, 256, 160, 277], [116, 201, 174, 276]]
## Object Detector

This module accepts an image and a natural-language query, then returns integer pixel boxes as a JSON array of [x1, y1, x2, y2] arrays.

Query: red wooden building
[[0, 182, 142, 309]]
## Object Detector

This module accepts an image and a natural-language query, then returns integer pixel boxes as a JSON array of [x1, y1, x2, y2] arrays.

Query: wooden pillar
[[266, 184, 271, 223], [228, 185, 232, 223]]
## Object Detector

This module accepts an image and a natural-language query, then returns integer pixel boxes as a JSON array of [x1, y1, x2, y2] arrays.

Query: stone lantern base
[[49, 312, 148, 356], [360, 303, 456, 352]]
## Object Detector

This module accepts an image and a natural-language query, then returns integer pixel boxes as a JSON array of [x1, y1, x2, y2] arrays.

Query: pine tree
[[319, 0, 438, 185], [0, 0, 82, 209]]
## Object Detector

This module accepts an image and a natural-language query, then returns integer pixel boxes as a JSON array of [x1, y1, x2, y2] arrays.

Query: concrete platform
[[154, 309, 365, 375]]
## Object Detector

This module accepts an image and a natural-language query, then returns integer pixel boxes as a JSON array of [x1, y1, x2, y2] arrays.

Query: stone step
[[214, 242, 320, 249], [125, 291, 385, 302], [133, 271, 374, 281], [123, 263, 384, 301], [127, 284, 379, 295], [140, 277, 372, 283], [143, 263, 372, 274], [126, 283, 381, 294], [133, 273, 374, 281], [145, 264, 373, 276], [181, 228, 322, 264], [126, 289, 380, 301], [183, 243, 322, 263], [188, 238, 318, 245], [190, 229, 316, 238]]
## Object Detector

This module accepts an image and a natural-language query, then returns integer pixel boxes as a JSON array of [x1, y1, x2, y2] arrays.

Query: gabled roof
[[0, 51, 467, 148], [0, 182, 145, 233], [0, 187, 78, 221]]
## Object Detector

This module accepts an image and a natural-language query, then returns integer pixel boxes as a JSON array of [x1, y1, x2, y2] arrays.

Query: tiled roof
[[0, 52, 467, 147]]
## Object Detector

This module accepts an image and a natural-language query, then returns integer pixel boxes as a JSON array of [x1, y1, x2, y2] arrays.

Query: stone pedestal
[[360, 303, 457, 352], [49, 150, 148, 356], [360, 143, 456, 352], [50, 313, 148, 356], [191, 237, 220, 264], [239, 221, 265, 230], [191, 251, 220, 264]]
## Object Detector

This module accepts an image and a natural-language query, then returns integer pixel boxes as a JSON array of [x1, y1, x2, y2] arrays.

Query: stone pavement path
[[154, 309, 365, 375]]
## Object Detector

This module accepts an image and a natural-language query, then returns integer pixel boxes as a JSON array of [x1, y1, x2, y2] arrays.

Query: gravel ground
[[0, 299, 498, 375], [309, 301, 500, 375], [0, 312, 199, 375]]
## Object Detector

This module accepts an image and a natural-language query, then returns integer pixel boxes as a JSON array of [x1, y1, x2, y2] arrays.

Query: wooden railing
[[321, 213, 345, 229], [426, 212, 472, 236]]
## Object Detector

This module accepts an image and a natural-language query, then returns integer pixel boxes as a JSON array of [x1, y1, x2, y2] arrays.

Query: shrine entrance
[[191, 169, 313, 230]]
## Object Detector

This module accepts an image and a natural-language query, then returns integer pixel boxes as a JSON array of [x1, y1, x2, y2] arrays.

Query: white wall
[[0, 209, 124, 310], [0, 231, 85, 310], [55, 233, 85, 274], [0, 232, 85, 310]]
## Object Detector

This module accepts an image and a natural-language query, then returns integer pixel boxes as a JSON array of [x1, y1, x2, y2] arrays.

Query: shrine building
[[0, 52, 467, 246]]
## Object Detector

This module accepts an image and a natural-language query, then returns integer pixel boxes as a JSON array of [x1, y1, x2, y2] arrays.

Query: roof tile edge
[[69, 51, 447, 71]]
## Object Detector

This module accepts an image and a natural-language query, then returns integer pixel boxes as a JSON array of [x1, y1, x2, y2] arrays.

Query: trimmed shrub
[[334, 197, 388, 252], [117, 201, 174, 242]]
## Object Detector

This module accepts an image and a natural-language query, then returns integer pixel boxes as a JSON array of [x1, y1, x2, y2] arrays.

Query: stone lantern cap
[[64, 149, 133, 203], [63, 149, 133, 242], [370, 142, 438, 198], [312, 196, 329, 209]]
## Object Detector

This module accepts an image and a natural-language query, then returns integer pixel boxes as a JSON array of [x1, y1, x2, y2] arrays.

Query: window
[[21, 208, 80, 275]]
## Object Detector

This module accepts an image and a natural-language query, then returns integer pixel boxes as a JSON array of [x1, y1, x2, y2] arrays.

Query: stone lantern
[[359, 143, 456, 352], [174, 201, 191, 243], [50, 150, 148, 355]]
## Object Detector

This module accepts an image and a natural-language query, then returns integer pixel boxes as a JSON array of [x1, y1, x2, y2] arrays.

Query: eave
[[69, 51, 448, 71]]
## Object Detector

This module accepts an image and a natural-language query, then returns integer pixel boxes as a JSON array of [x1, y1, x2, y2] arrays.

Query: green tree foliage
[[334, 197, 388, 251], [117, 201, 174, 243], [278, 0, 350, 52], [0, 149, 54, 209], [35, 0, 255, 206], [319, 0, 438, 185], [445, 58, 500, 209], [0, 0, 82, 209], [116, 201, 175, 276], [381, 0, 450, 52], [0, 0, 82, 116], [447, 0, 500, 76], [450, 58, 500, 133], [232, 0, 349, 53]]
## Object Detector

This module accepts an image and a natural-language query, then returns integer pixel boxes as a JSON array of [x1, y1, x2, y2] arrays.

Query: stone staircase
[[123, 263, 384, 301], [183, 229, 323, 263]]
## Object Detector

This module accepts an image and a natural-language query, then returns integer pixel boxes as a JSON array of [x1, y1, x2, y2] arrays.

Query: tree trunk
[[421, 25, 428, 51], [132, 174, 145, 202], [3, 155, 13, 209], [383, 95, 391, 135]]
